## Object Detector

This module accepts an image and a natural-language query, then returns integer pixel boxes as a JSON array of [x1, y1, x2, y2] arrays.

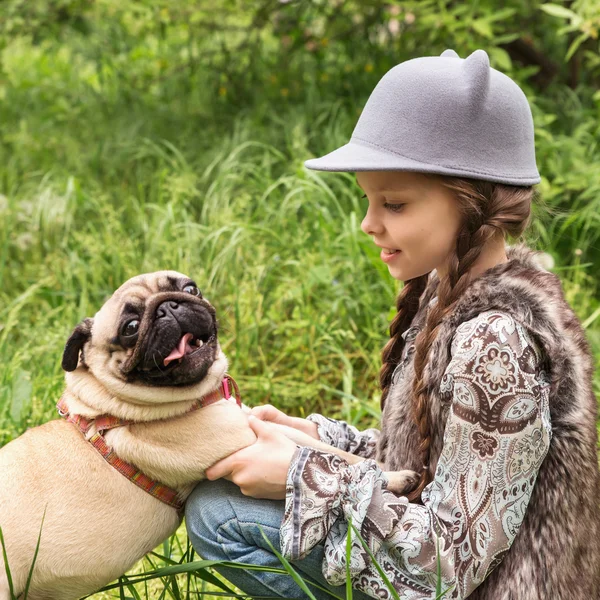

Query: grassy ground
[[1, 10, 600, 599]]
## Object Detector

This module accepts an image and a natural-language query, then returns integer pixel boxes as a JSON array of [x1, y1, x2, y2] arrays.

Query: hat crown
[[304, 49, 540, 186]]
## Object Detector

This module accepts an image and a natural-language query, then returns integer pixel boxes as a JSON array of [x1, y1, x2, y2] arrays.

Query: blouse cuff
[[306, 413, 379, 458], [306, 413, 349, 448], [280, 446, 396, 564]]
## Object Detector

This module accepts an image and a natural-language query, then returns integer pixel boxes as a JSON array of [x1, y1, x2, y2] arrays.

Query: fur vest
[[377, 243, 600, 599]]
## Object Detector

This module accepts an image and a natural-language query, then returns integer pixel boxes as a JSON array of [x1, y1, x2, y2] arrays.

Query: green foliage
[[541, 1, 600, 64], [0, 0, 599, 597]]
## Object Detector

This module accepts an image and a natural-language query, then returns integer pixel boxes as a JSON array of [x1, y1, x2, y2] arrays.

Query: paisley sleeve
[[280, 312, 552, 599], [305, 413, 380, 459]]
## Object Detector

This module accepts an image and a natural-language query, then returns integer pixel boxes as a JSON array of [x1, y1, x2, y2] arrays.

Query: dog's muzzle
[[122, 292, 219, 387]]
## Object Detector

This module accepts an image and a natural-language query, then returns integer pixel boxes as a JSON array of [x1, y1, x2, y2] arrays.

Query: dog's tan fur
[[0, 271, 417, 600]]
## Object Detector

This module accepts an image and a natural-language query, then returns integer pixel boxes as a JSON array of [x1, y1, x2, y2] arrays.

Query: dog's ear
[[62, 318, 94, 372]]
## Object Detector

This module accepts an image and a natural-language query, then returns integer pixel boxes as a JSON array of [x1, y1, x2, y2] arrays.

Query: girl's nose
[[361, 205, 384, 236]]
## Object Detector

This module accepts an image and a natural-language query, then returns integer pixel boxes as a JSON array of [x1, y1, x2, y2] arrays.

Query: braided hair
[[378, 175, 536, 503]]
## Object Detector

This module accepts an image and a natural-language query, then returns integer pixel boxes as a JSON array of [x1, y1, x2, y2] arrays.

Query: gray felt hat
[[304, 49, 541, 186]]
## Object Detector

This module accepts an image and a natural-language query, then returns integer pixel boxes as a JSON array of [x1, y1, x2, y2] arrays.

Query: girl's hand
[[250, 404, 320, 441], [205, 415, 299, 500]]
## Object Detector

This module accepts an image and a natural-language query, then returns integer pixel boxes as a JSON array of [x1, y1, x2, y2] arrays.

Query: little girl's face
[[357, 171, 462, 282]]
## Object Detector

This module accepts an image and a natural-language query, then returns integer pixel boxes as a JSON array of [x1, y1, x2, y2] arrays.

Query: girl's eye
[[122, 319, 139, 337], [384, 203, 405, 213], [183, 284, 202, 297], [360, 193, 404, 212]]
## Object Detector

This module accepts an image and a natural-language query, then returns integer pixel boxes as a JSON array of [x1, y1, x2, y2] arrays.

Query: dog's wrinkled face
[[62, 271, 227, 403]]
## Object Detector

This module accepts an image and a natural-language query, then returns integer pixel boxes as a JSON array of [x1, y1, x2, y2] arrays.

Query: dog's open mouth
[[163, 332, 215, 367], [133, 328, 218, 387]]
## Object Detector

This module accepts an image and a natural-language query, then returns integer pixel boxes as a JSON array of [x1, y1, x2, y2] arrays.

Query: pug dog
[[0, 271, 418, 600]]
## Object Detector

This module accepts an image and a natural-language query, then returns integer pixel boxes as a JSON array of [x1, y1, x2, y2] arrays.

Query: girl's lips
[[380, 249, 401, 264]]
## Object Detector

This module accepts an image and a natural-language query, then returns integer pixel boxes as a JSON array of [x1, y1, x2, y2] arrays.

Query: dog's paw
[[384, 470, 421, 495]]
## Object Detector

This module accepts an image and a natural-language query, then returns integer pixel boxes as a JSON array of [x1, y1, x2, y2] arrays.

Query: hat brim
[[304, 139, 541, 186]]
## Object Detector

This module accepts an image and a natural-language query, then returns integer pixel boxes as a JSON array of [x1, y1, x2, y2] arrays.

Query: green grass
[[1, 517, 454, 599], [0, 108, 407, 443], [1, 5, 600, 598]]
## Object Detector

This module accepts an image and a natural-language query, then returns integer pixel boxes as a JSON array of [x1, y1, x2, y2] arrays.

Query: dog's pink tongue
[[164, 333, 195, 366]]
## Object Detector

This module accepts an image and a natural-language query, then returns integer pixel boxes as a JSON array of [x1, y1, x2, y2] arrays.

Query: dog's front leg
[[382, 470, 420, 495]]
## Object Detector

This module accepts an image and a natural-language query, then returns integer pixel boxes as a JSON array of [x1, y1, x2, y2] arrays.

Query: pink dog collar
[[56, 375, 242, 512]]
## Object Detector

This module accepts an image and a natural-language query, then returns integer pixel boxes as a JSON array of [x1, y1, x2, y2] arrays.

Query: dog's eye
[[122, 319, 140, 337], [183, 284, 202, 297]]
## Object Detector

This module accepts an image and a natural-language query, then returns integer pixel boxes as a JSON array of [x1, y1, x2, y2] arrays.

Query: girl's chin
[[388, 261, 432, 283], [387, 260, 419, 282], [387, 265, 405, 281]]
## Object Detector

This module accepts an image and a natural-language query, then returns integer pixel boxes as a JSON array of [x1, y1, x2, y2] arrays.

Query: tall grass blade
[[435, 534, 442, 598], [433, 533, 454, 600], [256, 525, 318, 600], [345, 514, 353, 600], [148, 551, 237, 594], [0, 525, 16, 600], [87, 559, 291, 597], [121, 574, 143, 599], [348, 521, 401, 600], [349, 520, 455, 600], [257, 525, 343, 600], [22, 505, 47, 600]]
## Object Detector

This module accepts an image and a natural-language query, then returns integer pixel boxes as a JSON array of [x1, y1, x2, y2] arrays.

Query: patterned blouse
[[279, 310, 552, 599]]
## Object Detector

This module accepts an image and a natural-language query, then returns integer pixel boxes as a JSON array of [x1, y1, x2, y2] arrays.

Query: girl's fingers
[[206, 454, 236, 480], [250, 404, 287, 424], [247, 415, 278, 439]]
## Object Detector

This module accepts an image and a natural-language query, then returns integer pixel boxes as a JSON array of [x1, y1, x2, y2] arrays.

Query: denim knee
[[184, 480, 374, 600], [185, 478, 238, 560], [185, 478, 287, 558]]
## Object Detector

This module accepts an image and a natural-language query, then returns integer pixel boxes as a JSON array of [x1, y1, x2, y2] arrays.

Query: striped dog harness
[[56, 375, 242, 512]]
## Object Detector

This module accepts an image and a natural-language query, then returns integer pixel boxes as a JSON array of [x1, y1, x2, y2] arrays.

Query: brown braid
[[377, 174, 536, 503], [379, 274, 428, 411]]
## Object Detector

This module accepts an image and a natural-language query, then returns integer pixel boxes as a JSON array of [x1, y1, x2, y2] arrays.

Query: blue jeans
[[185, 478, 373, 599]]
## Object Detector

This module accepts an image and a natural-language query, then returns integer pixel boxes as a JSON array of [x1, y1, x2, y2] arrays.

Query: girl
[[185, 49, 600, 599]]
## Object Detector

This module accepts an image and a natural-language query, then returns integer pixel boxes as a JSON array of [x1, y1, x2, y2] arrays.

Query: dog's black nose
[[156, 300, 181, 319]]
